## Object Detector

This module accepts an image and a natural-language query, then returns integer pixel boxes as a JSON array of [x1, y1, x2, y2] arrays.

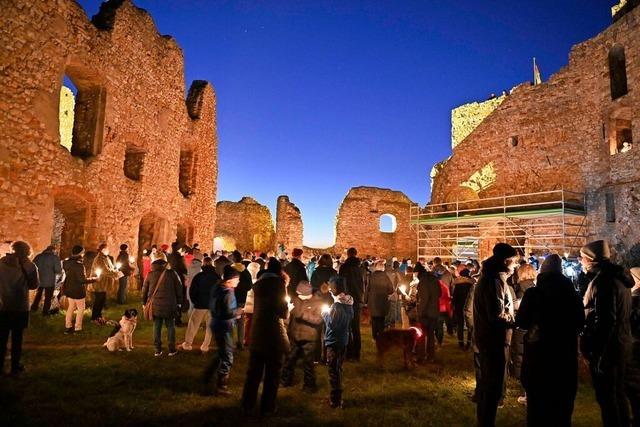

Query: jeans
[[31, 287, 54, 314], [117, 276, 128, 305], [282, 339, 317, 388], [590, 357, 630, 427], [204, 328, 234, 380], [91, 292, 106, 320], [477, 346, 508, 427], [455, 311, 471, 345], [182, 308, 212, 351], [235, 310, 245, 349], [418, 317, 437, 361], [241, 350, 283, 414], [371, 316, 385, 341], [153, 316, 176, 353], [0, 312, 27, 372], [435, 312, 450, 345], [65, 298, 85, 331], [347, 303, 361, 360], [327, 345, 346, 405]]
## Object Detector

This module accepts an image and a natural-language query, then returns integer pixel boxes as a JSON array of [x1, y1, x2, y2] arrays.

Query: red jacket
[[438, 280, 452, 316]]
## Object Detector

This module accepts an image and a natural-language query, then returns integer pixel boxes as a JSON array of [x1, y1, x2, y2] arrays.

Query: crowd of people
[[0, 238, 639, 426]]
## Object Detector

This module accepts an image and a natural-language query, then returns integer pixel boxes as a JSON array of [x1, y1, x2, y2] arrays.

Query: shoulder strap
[[148, 270, 167, 304]]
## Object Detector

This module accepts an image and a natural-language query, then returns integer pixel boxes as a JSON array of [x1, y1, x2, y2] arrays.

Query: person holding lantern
[[90, 243, 123, 324]]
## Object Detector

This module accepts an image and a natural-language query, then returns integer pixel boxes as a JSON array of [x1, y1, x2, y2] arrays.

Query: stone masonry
[[0, 0, 217, 258], [275, 196, 303, 252], [215, 197, 275, 254]]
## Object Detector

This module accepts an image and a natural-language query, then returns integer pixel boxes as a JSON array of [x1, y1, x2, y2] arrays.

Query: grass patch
[[1, 297, 601, 426]]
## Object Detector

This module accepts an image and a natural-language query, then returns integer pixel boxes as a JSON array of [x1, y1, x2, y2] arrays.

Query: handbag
[[144, 270, 167, 321]]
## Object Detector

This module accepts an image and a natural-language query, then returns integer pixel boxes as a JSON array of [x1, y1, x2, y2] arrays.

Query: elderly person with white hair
[[365, 259, 394, 341]]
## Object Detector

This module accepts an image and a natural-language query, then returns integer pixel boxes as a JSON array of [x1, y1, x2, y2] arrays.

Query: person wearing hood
[[232, 251, 252, 350], [203, 265, 241, 396], [62, 245, 98, 334], [416, 265, 441, 362], [241, 258, 290, 415], [0, 241, 39, 375], [186, 252, 203, 289], [338, 247, 364, 361], [31, 245, 62, 316], [516, 254, 584, 426], [90, 243, 123, 324], [182, 257, 220, 352], [323, 275, 354, 409], [284, 248, 308, 295], [141, 252, 183, 357], [473, 243, 517, 427], [366, 260, 394, 341], [580, 240, 633, 427], [627, 267, 640, 427], [452, 268, 475, 350]]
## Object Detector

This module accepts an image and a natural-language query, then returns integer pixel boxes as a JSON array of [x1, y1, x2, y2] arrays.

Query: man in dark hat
[[473, 243, 518, 427], [284, 248, 308, 296], [580, 240, 633, 427]]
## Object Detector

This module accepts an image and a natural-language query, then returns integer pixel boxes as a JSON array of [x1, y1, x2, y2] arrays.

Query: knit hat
[[71, 245, 84, 255], [540, 254, 563, 274], [223, 264, 240, 281], [459, 268, 471, 278], [296, 281, 313, 296], [631, 267, 640, 285], [492, 243, 517, 260], [292, 248, 303, 258], [580, 240, 610, 262]]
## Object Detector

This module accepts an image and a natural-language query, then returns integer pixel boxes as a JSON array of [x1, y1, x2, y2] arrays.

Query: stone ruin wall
[[275, 196, 303, 252], [334, 187, 416, 260], [215, 197, 275, 253], [0, 0, 217, 258], [451, 95, 505, 149], [430, 6, 640, 263]]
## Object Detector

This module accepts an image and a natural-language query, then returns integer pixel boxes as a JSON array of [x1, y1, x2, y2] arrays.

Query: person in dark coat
[[62, 245, 97, 334], [284, 248, 308, 295], [241, 258, 290, 415], [116, 244, 134, 305], [416, 268, 441, 362], [580, 240, 634, 427], [338, 247, 364, 361], [510, 263, 537, 400], [365, 260, 394, 341], [182, 257, 220, 352], [141, 253, 183, 356], [232, 251, 253, 350], [281, 281, 323, 391], [452, 269, 474, 349], [516, 254, 584, 426], [214, 252, 232, 277], [31, 245, 62, 316], [627, 267, 640, 427], [311, 254, 337, 294], [168, 242, 188, 326], [0, 241, 39, 375], [473, 243, 517, 427]]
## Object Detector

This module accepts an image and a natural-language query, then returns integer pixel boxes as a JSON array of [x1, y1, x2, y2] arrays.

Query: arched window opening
[[609, 44, 628, 100], [179, 149, 194, 197], [379, 214, 397, 233], [123, 145, 145, 181]]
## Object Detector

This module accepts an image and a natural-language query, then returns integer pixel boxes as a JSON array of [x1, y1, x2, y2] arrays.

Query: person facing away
[[284, 248, 308, 295], [182, 256, 220, 352], [627, 267, 640, 427], [323, 275, 354, 409], [231, 250, 253, 350], [90, 243, 122, 323], [310, 254, 337, 294], [31, 245, 62, 316], [416, 266, 441, 363], [338, 247, 364, 361], [365, 260, 394, 341], [116, 243, 134, 305], [473, 243, 517, 427], [452, 268, 474, 350], [0, 241, 39, 376], [62, 245, 97, 334], [580, 240, 634, 427], [516, 254, 584, 427]]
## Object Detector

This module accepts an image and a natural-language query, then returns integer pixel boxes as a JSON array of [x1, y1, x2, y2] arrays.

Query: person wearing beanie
[[284, 248, 308, 296], [452, 268, 475, 350], [203, 264, 241, 396], [31, 245, 62, 316], [626, 267, 640, 426], [338, 247, 364, 361], [580, 240, 634, 427], [182, 257, 220, 352], [231, 251, 253, 350], [62, 245, 98, 334], [516, 253, 584, 426], [473, 243, 518, 427], [281, 280, 324, 391]]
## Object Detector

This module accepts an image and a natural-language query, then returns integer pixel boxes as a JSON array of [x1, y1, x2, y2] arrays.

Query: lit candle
[[399, 285, 407, 296], [129, 256, 135, 264], [115, 262, 122, 269], [95, 268, 102, 278], [321, 304, 330, 314], [285, 296, 291, 304]]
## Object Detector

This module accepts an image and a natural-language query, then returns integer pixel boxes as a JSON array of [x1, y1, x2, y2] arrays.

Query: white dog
[[104, 309, 138, 352]]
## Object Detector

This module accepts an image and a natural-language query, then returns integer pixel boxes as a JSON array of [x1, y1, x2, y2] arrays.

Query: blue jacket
[[210, 285, 238, 333], [323, 293, 354, 348], [33, 249, 62, 288]]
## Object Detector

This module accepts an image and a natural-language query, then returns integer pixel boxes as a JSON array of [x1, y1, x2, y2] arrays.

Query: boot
[[216, 373, 231, 397]]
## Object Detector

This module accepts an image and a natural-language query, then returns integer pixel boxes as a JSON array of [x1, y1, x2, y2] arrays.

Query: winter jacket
[[210, 286, 238, 333], [438, 280, 452, 315], [167, 252, 187, 284], [323, 293, 354, 348], [116, 250, 133, 276], [189, 265, 220, 309], [516, 271, 584, 391], [310, 266, 337, 292], [142, 260, 183, 318], [473, 257, 515, 352], [582, 261, 633, 366], [433, 265, 453, 289], [62, 255, 96, 299], [339, 257, 364, 304], [33, 249, 62, 288], [91, 252, 119, 293], [250, 272, 290, 355], [288, 293, 323, 342], [416, 271, 441, 319], [365, 271, 394, 317], [452, 277, 474, 315], [214, 255, 231, 277], [232, 262, 252, 306], [284, 258, 308, 292], [0, 254, 39, 312], [306, 261, 317, 282], [186, 258, 202, 288]]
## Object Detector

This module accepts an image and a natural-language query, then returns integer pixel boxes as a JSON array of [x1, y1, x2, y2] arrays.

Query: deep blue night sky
[[77, 0, 613, 247]]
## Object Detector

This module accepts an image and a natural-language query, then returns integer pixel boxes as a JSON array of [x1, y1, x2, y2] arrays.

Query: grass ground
[[1, 296, 602, 427]]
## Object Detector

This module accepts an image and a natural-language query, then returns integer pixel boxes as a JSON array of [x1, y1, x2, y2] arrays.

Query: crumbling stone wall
[[451, 95, 505, 149], [275, 196, 303, 252], [334, 187, 416, 260], [430, 5, 640, 260], [0, 0, 217, 258], [215, 197, 275, 253]]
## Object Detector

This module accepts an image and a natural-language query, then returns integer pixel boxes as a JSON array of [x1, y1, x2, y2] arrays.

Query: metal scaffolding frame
[[410, 189, 589, 260]]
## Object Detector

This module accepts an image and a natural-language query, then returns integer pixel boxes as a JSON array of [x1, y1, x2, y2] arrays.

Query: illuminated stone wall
[[0, 0, 217, 258], [430, 5, 640, 262], [275, 196, 303, 252], [451, 95, 505, 149], [334, 187, 416, 260], [59, 86, 75, 152], [215, 197, 275, 253]]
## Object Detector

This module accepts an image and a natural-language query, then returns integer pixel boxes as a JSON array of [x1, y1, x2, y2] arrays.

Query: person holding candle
[[116, 244, 134, 305], [90, 243, 122, 324], [62, 245, 98, 334]]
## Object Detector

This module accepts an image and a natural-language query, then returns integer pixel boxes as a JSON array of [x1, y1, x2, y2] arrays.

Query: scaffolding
[[410, 189, 589, 261]]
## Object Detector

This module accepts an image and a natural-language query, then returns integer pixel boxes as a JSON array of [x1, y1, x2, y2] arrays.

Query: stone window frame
[[379, 213, 398, 233], [607, 107, 633, 155], [608, 44, 628, 101], [123, 145, 146, 181]]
